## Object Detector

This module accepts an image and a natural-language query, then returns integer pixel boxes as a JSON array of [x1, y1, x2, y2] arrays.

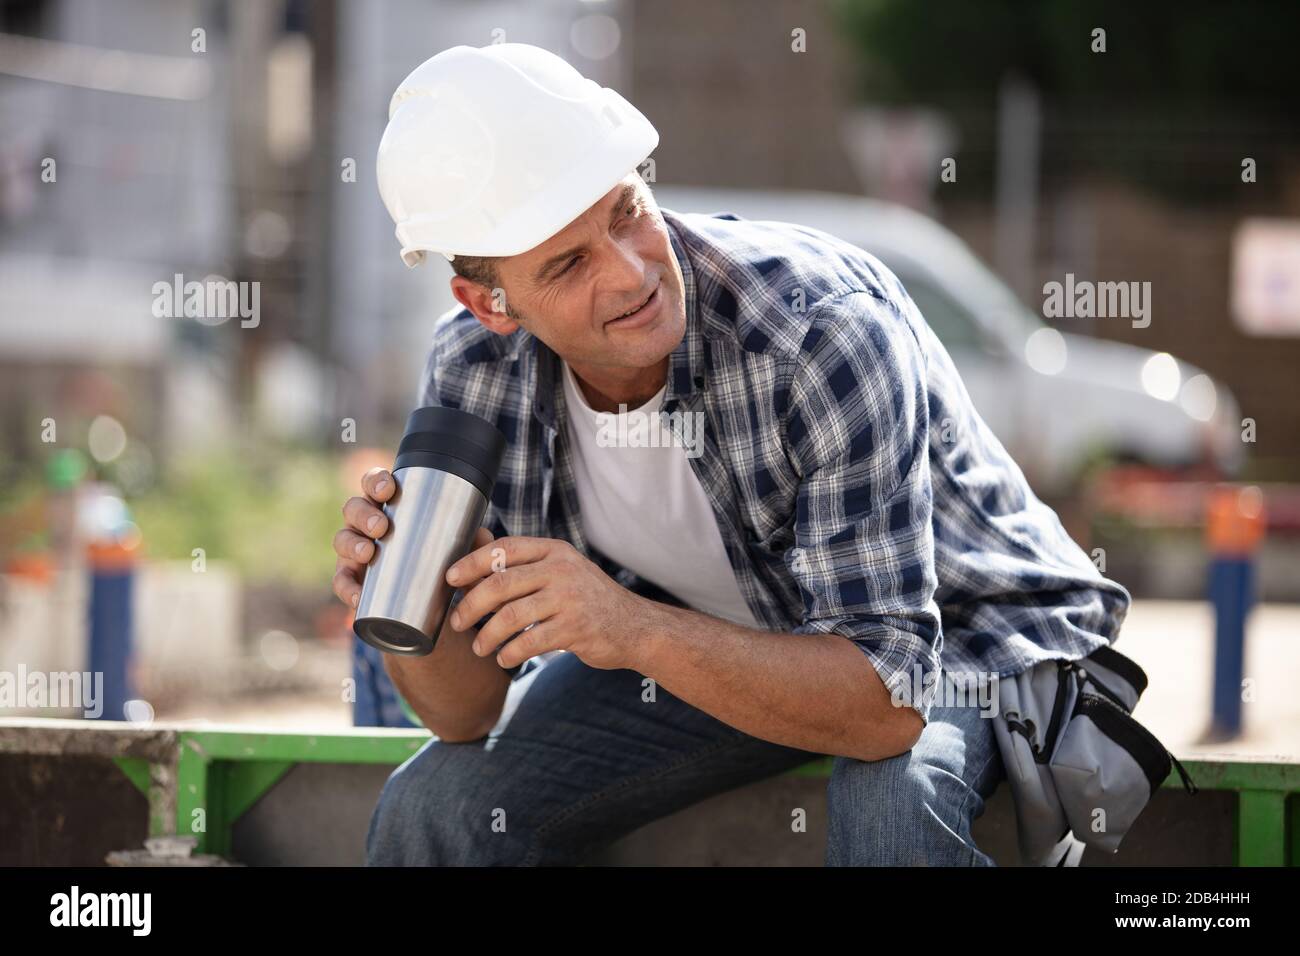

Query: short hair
[[450, 254, 499, 289]]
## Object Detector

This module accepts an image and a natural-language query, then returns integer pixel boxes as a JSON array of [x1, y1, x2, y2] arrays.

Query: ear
[[450, 276, 519, 335]]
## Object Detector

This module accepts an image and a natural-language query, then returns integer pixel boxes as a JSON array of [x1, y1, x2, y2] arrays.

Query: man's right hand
[[332, 467, 395, 609], [331, 466, 495, 611]]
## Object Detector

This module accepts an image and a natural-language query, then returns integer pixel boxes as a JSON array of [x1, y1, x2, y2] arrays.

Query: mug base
[[354, 616, 435, 656]]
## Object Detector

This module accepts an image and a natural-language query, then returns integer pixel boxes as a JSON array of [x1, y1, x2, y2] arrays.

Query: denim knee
[[825, 743, 995, 866], [366, 740, 530, 866]]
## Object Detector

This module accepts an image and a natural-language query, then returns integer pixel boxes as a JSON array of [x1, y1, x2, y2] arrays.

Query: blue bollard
[[1205, 485, 1265, 741], [87, 560, 135, 721], [1208, 555, 1252, 738]]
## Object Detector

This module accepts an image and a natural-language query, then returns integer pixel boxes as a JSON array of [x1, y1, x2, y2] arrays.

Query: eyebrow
[[531, 182, 640, 283]]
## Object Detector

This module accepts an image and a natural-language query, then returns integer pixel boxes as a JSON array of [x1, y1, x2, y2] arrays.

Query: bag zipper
[[1041, 661, 1074, 761], [1080, 667, 1129, 711], [1077, 692, 1197, 795]]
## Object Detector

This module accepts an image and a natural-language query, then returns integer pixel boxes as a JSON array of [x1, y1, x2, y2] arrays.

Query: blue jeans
[[365, 652, 1003, 866], [352, 638, 420, 729]]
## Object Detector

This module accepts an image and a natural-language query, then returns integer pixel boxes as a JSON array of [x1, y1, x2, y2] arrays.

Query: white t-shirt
[[561, 359, 761, 628]]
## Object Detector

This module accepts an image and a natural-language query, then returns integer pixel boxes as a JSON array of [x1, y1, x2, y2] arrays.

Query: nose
[[600, 230, 648, 296]]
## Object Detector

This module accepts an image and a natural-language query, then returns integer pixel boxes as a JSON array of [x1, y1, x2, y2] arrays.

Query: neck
[[567, 356, 668, 413]]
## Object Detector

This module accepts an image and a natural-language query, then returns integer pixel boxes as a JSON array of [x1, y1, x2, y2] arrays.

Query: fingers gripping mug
[[353, 406, 507, 656]]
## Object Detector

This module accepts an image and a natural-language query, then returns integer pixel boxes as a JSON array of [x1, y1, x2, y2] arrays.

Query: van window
[[895, 274, 984, 353]]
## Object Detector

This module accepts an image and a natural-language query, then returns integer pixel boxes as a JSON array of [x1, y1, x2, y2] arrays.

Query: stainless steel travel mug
[[353, 406, 507, 656]]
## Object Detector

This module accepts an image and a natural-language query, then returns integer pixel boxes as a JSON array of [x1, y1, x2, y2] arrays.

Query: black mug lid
[[394, 406, 507, 499]]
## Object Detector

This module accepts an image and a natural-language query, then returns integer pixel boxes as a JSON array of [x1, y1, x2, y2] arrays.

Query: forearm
[[632, 602, 923, 762], [384, 615, 510, 741]]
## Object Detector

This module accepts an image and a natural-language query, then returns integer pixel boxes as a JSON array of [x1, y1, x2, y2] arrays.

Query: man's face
[[450, 174, 686, 374]]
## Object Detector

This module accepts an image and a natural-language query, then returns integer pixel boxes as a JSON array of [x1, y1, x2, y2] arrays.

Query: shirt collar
[[524, 208, 712, 432]]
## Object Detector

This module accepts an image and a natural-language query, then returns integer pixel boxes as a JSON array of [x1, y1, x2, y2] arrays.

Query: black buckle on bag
[[1004, 710, 1042, 756]]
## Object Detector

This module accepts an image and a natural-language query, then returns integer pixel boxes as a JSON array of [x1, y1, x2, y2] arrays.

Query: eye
[[557, 255, 581, 277]]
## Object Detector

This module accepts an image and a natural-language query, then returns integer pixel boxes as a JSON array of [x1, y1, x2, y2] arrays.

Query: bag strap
[[1168, 752, 1199, 795]]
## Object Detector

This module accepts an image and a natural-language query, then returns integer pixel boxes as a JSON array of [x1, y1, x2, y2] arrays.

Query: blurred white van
[[654, 185, 1243, 495]]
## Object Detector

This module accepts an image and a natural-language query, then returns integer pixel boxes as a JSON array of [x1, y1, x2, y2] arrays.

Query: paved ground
[[157, 600, 1300, 761], [1110, 600, 1300, 760]]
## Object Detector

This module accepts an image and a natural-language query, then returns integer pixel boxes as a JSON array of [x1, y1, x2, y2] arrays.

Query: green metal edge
[[164, 728, 1299, 865], [112, 756, 151, 795], [178, 729, 430, 765], [396, 691, 424, 729], [787, 756, 835, 778], [785, 756, 1297, 866], [1237, 790, 1287, 866], [784, 756, 1300, 792], [222, 760, 295, 823], [146, 730, 1300, 794], [190, 761, 294, 859], [177, 737, 212, 854], [172, 730, 431, 858], [1289, 794, 1300, 867], [1163, 760, 1300, 793]]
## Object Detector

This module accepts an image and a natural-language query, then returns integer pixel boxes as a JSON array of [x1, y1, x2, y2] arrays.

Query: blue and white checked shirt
[[418, 207, 1132, 722]]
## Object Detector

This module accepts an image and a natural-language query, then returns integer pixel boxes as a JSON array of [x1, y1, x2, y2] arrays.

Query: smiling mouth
[[610, 285, 657, 323]]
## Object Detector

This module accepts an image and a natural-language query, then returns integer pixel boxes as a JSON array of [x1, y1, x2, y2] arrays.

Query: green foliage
[[832, 0, 1300, 204], [832, 0, 1300, 108], [131, 448, 347, 587]]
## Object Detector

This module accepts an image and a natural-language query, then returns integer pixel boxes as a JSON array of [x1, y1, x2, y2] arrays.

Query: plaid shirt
[[417, 207, 1132, 722]]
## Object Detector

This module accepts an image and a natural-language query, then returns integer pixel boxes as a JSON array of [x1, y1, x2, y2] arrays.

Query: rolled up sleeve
[[784, 290, 943, 723]]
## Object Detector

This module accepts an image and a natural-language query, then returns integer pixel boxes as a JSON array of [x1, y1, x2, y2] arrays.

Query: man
[[332, 44, 1131, 865]]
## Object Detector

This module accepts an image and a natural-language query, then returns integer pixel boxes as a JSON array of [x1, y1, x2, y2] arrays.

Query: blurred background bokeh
[[1, 0, 1297, 754]]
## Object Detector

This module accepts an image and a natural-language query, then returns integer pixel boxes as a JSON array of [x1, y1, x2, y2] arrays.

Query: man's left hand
[[446, 537, 656, 671]]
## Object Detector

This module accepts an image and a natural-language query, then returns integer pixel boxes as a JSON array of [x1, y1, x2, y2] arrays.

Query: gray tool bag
[[991, 644, 1197, 865]]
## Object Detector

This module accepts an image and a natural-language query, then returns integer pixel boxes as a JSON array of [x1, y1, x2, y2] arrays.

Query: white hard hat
[[376, 44, 659, 268]]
